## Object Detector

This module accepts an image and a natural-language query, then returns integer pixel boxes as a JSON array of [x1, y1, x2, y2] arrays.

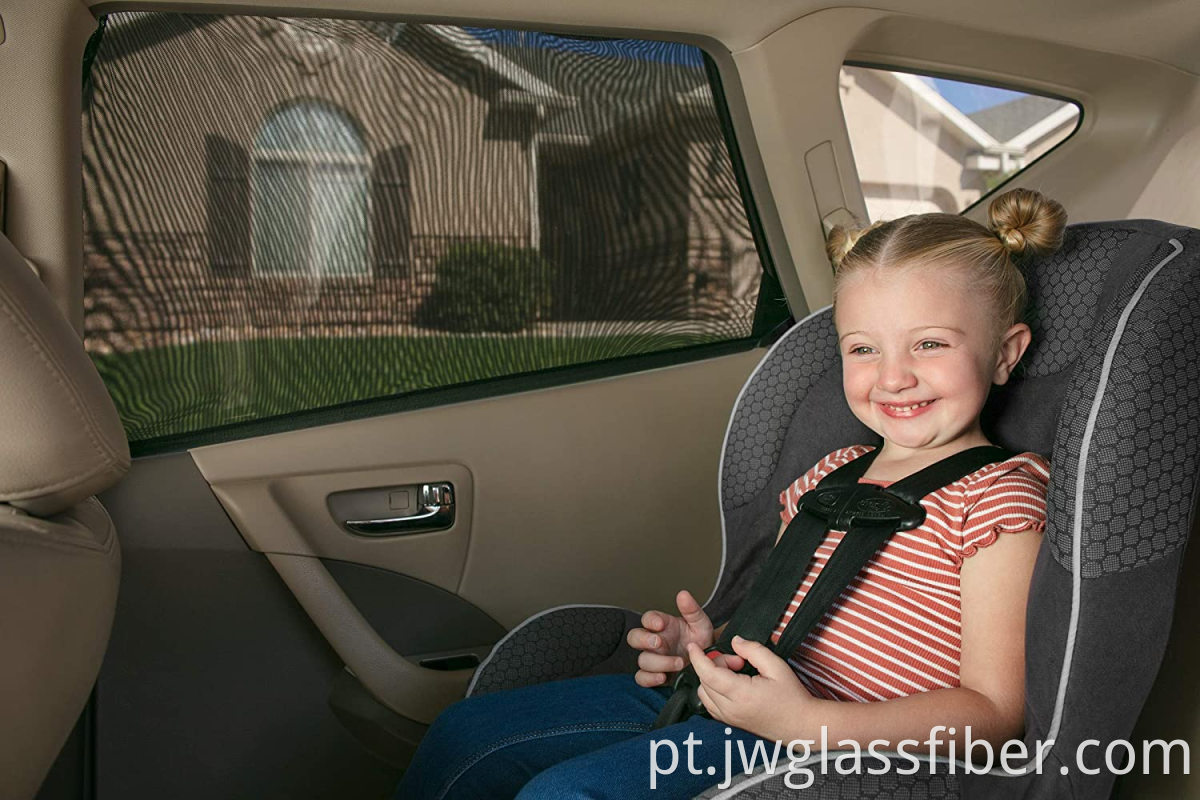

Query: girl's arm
[[689, 526, 1042, 748]]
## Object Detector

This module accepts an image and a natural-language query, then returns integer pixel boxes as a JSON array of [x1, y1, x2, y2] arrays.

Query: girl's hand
[[628, 590, 729, 688], [686, 635, 817, 741]]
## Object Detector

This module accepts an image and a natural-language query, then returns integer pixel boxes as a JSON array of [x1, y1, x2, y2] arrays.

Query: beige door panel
[[190, 348, 762, 722], [267, 552, 471, 724], [209, 464, 474, 594], [193, 351, 760, 624]]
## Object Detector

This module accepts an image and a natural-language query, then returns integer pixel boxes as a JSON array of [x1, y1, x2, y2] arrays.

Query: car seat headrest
[[1019, 226, 1136, 377], [0, 234, 129, 516]]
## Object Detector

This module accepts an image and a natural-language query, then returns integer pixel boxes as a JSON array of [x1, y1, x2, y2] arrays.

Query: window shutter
[[371, 145, 411, 277], [205, 135, 250, 274]]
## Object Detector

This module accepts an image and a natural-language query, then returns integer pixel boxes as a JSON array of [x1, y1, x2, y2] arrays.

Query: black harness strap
[[652, 445, 1013, 730], [713, 449, 880, 649]]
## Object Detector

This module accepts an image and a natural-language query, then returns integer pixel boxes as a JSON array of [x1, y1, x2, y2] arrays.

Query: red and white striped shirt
[[773, 445, 1050, 703]]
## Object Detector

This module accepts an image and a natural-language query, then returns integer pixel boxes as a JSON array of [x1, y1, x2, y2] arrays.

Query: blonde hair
[[827, 188, 1067, 335]]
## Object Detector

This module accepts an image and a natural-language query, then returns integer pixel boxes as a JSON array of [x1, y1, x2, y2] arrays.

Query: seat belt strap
[[652, 445, 1013, 730], [712, 448, 882, 648], [772, 445, 1012, 658]]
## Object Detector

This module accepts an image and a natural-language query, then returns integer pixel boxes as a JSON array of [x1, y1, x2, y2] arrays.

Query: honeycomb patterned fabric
[[693, 757, 959, 799], [1045, 227, 1200, 576], [467, 606, 640, 697], [1020, 227, 1132, 378], [720, 311, 841, 511]]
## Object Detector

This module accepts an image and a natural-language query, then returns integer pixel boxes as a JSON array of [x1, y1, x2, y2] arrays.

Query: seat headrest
[[0, 234, 129, 515]]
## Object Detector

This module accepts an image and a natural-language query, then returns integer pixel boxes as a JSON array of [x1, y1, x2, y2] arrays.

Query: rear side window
[[839, 65, 1079, 220], [83, 14, 781, 449]]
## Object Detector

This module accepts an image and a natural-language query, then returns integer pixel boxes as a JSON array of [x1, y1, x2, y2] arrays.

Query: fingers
[[688, 644, 738, 719], [729, 635, 789, 680], [626, 626, 667, 652], [634, 648, 687, 689], [710, 652, 746, 672], [635, 669, 670, 688], [640, 609, 668, 633], [638, 650, 685, 675], [686, 643, 737, 696], [675, 590, 709, 627]]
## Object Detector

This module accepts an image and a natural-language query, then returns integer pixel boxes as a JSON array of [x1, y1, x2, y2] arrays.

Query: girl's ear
[[993, 323, 1032, 385]]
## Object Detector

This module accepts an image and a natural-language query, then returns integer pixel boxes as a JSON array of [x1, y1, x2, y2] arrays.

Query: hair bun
[[987, 188, 1067, 256], [826, 221, 882, 269], [826, 226, 857, 269]]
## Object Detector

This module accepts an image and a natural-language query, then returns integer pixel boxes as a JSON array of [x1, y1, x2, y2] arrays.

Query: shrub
[[416, 242, 554, 333]]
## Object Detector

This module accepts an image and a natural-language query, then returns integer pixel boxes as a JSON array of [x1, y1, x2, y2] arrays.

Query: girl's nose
[[876, 354, 918, 393]]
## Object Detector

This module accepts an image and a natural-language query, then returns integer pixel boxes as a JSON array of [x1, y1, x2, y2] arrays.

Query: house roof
[[885, 71, 1004, 151], [422, 25, 568, 103], [482, 39, 709, 142], [968, 94, 1070, 142]]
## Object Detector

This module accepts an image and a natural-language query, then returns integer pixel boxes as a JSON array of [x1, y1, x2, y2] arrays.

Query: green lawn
[[91, 332, 724, 442]]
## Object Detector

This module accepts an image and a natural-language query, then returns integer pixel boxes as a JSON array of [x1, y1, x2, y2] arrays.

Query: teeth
[[888, 400, 933, 412]]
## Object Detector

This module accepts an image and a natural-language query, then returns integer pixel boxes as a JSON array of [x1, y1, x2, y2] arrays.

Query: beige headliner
[[88, 0, 1200, 77]]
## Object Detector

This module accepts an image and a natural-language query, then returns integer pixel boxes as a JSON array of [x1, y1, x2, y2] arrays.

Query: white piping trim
[[465, 603, 632, 697], [706, 236, 1189, 793], [706, 304, 833, 609], [1034, 237, 1185, 768]]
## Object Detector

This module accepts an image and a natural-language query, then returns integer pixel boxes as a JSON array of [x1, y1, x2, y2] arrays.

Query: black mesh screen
[[82, 14, 777, 444]]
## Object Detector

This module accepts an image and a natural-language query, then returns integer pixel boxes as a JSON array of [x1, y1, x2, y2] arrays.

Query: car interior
[[1, 1, 1199, 799]]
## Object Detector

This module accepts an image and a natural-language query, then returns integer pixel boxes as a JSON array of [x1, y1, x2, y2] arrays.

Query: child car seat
[[465, 219, 1200, 800]]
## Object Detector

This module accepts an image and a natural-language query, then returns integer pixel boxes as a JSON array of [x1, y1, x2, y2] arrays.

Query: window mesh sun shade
[[83, 14, 773, 443]]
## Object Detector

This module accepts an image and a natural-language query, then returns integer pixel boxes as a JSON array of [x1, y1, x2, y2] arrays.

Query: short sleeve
[[778, 446, 875, 526], [958, 454, 1050, 561]]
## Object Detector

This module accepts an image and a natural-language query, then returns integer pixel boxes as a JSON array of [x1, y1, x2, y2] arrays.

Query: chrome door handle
[[343, 483, 455, 536]]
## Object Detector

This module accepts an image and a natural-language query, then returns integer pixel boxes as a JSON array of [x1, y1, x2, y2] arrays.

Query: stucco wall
[[840, 66, 987, 220]]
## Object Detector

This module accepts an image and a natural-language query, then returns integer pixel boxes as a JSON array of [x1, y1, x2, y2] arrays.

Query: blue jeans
[[393, 674, 771, 799]]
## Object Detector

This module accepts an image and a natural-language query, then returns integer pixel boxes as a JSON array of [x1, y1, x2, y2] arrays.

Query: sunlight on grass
[[92, 332, 722, 442]]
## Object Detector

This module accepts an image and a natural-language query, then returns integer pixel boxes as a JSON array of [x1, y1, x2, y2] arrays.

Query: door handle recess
[[340, 483, 455, 536]]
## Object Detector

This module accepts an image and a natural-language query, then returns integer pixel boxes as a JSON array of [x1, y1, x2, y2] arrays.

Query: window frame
[[81, 15, 793, 456]]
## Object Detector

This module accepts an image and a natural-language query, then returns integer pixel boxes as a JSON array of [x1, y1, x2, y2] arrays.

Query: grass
[[91, 331, 727, 442]]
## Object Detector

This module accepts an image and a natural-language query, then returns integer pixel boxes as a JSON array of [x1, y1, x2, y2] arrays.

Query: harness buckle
[[797, 484, 926, 531]]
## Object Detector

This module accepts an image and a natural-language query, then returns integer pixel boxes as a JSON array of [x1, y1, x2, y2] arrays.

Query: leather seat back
[[0, 233, 129, 799]]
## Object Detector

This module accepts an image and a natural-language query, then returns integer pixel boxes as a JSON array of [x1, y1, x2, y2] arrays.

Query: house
[[83, 13, 761, 355], [839, 66, 1078, 220], [84, 15, 559, 352]]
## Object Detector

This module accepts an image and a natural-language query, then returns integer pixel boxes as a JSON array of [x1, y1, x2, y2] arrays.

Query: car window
[[839, 65, 1080, 220], [82, 14, 784, 450]]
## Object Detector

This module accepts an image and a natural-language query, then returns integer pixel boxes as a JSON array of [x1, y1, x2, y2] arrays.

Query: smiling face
[[834, 263, 1031, 467]]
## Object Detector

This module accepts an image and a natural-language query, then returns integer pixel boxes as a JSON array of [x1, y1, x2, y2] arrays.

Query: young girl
[[394, 188, 1065, 799]]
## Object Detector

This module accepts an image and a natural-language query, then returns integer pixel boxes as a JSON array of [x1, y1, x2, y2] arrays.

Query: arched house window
[[252, 101, 368, 276], [204, 102, 410, 277]]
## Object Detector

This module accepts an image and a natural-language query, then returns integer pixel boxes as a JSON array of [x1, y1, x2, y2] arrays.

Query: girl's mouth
[[878, 399, 937, 418]]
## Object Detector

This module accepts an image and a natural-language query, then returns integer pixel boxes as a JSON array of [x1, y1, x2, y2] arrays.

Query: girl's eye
[[849, 345, 875, 355], [917, 340, 945, 350]]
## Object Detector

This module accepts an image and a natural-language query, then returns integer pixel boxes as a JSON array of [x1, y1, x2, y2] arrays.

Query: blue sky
[[930, 78, 1026, 113], [465, 28, 704, 67]]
